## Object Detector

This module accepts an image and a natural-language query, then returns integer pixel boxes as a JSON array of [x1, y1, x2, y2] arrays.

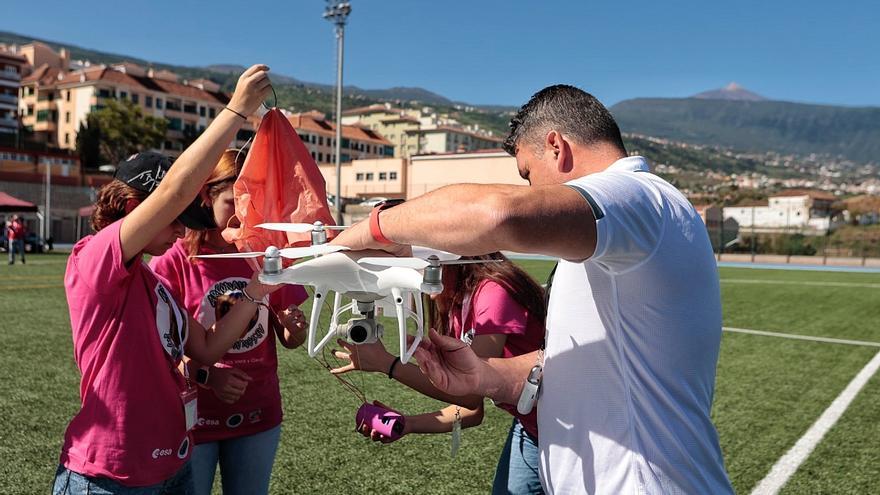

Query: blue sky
[[3, 0, 878, 108]]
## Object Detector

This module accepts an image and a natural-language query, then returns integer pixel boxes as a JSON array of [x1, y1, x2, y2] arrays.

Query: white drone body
[[196, 221, 492, 365], [259, 251, 428, 363]]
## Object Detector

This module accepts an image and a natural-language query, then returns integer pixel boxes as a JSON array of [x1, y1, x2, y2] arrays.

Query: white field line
[[723, 327, 880, 348], [721, 279, 880, 289], [750, 349, 880, 495]]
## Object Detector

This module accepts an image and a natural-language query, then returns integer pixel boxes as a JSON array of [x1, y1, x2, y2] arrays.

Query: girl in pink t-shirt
[[149, 150, 308, 495], [330, 253, 546, 494], [53, 66, 287, 495]]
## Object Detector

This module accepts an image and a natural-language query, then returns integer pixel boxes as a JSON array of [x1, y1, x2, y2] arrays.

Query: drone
[[195, 221, 496, 363]]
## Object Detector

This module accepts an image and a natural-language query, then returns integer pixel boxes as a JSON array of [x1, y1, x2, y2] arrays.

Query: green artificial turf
[[1, 255, 878, 493]]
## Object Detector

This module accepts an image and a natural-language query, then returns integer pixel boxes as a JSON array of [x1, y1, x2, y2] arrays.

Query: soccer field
[[1, 255, 878, 494]]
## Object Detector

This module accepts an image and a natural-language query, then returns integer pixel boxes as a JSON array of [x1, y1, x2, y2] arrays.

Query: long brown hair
[[90, 180, 148, 232], [184, 149, 246, 260], [426, 252, 546, 335]]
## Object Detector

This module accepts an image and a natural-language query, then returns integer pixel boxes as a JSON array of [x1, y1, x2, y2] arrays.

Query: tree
[[75, 99, 167, 168]]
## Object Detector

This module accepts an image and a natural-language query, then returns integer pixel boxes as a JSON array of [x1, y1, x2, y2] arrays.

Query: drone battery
[[356, 403, 405, 441]]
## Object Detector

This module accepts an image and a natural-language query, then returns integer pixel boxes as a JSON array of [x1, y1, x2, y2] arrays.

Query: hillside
[[0, 31, 513, 135], [611, 97, 880, 165]]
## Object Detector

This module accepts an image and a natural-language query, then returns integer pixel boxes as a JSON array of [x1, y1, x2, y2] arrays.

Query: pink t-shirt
[[149, 239, 307, 444], [448, 280, 544, 438], [61, 219, 193, 487], [9, 220, 25, 240]]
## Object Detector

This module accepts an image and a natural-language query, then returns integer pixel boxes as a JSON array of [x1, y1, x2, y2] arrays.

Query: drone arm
[[306, 285, 330, 358]]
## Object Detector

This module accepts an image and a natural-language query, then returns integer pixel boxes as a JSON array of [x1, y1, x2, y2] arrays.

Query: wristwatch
[[195, 366, 210, 386]]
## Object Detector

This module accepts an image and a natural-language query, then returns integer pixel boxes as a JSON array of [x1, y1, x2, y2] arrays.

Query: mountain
[[693, 82, 767, 102], [611, 97, 880, 164], [203, 64, 455, 105]]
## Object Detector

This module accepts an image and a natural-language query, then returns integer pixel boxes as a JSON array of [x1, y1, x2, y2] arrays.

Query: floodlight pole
[[45, 160, 51, 244], [324, 1, 351, 226]]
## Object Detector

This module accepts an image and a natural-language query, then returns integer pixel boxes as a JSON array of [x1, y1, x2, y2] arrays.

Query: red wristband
[[369, 207, 394, 245]]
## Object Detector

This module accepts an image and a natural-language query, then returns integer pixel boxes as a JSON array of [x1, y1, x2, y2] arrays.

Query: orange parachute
[[222, 108, 335, 267]]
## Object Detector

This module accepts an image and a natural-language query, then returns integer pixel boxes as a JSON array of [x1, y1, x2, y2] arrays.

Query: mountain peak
[[692, 82, 767, 102], [724, 82, 743, 91]]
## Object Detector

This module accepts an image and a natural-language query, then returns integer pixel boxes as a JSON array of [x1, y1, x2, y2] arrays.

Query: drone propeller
[[357, 255, 501, 270], [358, 257, 431, 270], [411, 246, 460, 262], [194, 244, 349, 260], [257, 222, 349, 234]]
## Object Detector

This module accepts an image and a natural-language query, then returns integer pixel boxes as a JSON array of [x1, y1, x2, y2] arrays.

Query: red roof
[[287, 113, 391, 144], [381, 115, 420, 124], [342, 104, 402, 116], [46, 67, 230, 104], [21, 64, 63, 85], [0, 191, 38, 212], [772, 189, 836, 201]]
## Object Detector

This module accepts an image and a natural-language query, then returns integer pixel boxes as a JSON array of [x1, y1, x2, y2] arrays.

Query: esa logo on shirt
[[151, 437, 190, 460], [198, 277, 269, 354]]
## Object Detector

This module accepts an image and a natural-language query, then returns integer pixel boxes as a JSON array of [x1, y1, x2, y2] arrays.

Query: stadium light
[[323, 0, 351, 225]]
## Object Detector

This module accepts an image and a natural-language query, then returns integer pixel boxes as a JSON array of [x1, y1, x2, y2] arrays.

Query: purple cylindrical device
[[356, 403, 405, 441]]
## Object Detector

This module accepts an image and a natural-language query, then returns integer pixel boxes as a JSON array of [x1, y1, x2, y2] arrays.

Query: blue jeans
[[52, 462, 193, 494], [8, 238, 24, 264], [190, 425, 281, 495], [492, 418, 544, 495]]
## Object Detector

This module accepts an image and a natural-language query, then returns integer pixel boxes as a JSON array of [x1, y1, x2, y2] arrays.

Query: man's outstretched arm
[[331, 183, 597, 262]]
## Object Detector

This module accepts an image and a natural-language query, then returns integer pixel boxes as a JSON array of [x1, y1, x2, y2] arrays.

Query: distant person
[[7, 214, 26, 264], [150, 149, 309, 495], [53, 65, 276, 495], [331, 85, 733, 494], [331, 253, 546, 494]]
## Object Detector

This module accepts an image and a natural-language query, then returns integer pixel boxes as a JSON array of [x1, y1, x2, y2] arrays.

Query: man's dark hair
[[502, 84, 626, 156]]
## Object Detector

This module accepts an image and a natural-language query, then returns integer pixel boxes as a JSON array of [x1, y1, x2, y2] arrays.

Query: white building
[[723, 190, 843, 234]]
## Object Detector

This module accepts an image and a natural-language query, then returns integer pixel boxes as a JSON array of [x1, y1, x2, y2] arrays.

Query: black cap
[[115, 152, 217, 230]]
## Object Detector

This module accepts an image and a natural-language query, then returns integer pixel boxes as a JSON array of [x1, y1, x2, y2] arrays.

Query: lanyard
[[150, 267, 190, 383], [541, 262, 558, 351], [453, 291, 476, 345]]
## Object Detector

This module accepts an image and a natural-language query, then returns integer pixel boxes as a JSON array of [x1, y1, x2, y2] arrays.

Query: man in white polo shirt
[[331, 85, 733, 494]]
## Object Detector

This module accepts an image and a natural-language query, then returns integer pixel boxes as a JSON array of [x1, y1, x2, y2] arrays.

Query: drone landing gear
[[390, 288, 423, 364]]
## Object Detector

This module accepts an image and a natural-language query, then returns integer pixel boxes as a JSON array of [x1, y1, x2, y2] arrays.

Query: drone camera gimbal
[[337, 300, 384, 344]]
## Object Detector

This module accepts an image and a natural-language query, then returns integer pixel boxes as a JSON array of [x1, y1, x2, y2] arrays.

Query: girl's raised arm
[[119, 64, 271, 263]]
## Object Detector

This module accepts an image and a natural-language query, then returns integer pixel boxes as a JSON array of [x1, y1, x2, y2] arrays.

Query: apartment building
[[341, 104, 419, 157], [0, 50, 27, 135], [18, 61, 253, 156], [288, 111, 393, 165], [405, 126, 501, 154], [341, 103, 501, 157], [8, 43, 253, 159]]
